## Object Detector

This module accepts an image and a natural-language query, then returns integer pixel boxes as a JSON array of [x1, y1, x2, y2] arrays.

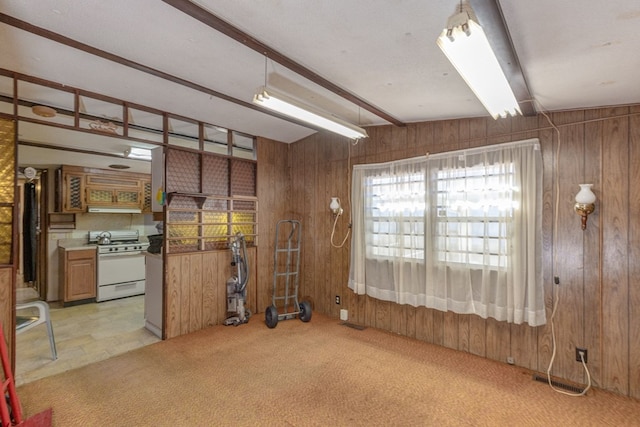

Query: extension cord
[[546, 278, 592, 396]]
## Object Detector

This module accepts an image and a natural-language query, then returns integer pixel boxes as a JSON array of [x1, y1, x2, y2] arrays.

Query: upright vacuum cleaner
[[224, 232, 251, 326]]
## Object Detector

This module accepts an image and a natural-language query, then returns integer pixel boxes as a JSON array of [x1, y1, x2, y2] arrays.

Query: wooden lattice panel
[[89, 189, 112, 203], [116, 191, 139, 204], [202, 154, 229, 195], [166, 148, 200, 193], [230, 159, 256, 196], [143, 181, 152, 211], [67, 176, 83, 210]]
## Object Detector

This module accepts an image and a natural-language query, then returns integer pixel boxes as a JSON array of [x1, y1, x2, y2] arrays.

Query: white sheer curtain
[[348, 139, 545, 326]]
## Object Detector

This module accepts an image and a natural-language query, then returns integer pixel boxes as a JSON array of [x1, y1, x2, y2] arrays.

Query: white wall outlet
[[340, 309, 348, 321]]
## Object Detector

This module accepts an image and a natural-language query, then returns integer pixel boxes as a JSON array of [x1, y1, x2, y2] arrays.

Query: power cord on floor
[[546, 277, 592, 396]]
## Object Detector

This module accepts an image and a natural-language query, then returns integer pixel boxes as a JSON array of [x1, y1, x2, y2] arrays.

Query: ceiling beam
[[0, 13, 320, 130], [162, 0, 406, 127], [471, 0, 536, 116]]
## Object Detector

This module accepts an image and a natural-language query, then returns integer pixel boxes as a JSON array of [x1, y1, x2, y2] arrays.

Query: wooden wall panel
[[600, 108, 630, 395], [285, 104, 640, 398], [443, 311, 458, 350], [179, 255, 191, 335], [510, 323, 537, 369], [536, 120, 555, 375], [552, 110, 586, 383], [165, 256, 182, 339], [629, 105, 640, 399], [256, 137, 290, 315], [215, 251, 228, 324], [0, 267, 14, 364], [201, 252, 217, 327], [245, 246, 257, 318], [164, 248, 256, 337], [583, 108, 605, 386], [189, 254, 202, 334]]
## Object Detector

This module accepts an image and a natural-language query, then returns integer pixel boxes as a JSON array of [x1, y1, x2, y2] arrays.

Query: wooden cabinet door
[[62, 249, 96, 302], [142, 179, 152, 213], [114, 188, 141, 207], [86, 187, 114, 206], [63, 173, 85, 212]]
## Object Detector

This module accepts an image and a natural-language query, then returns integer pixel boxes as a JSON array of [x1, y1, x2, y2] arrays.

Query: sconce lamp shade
[[574, 184, 596, 230], [329, 197, 342, 215], [575, 184, 596, 204], [253, 87, 368, 140], [436, 8, 521, 119]]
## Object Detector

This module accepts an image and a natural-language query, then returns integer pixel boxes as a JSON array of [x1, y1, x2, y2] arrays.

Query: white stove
[[89, 230, 149, 302]]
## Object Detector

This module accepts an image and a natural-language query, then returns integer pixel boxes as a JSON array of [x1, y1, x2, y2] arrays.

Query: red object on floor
[[0, 324, 52, 427]]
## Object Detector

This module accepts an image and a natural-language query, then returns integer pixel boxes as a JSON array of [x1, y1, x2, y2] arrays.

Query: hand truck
[[265, 220, 312, 328]]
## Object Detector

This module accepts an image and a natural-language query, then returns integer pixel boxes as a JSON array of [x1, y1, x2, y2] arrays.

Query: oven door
[[98, 252, 145, 287]]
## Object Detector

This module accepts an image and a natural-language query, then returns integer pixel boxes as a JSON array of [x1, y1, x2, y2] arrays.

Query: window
[[349, 139, 545, 326], [434, 162, 516, 269], [367, 171, 425, 259]]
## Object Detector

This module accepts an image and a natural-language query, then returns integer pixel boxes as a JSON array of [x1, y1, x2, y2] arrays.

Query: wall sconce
[[574, 184, 596, 230], [329, 197, 343, 216]]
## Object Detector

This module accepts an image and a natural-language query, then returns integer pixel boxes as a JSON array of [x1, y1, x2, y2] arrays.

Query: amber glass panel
[[232, 212, 256, 245], [0, 118, 14, 264], [0, 207, 12, 263]]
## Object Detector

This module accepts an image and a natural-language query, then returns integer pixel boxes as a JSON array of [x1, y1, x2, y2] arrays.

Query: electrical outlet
[[335, 295, 341, 305], [576, 347, 588, 363]]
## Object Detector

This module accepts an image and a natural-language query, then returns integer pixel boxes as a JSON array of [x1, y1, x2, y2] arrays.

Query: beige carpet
[[16, 313, 640, 426]]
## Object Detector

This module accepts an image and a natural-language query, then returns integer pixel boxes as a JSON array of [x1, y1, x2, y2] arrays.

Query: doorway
[[17, 167, 48, 303]]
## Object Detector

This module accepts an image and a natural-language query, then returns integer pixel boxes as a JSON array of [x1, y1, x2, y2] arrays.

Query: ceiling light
[[252, 87, 368, 140], [436, 4, 521, 119], [32, 105, 57, 118], [124, 147, 152, 160]]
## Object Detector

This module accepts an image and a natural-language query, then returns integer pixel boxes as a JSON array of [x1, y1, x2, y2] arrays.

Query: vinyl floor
[[15, 295, 160, 386]]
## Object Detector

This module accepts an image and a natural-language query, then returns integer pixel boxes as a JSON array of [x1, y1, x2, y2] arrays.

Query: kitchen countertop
[[57, 239, 96, 251]]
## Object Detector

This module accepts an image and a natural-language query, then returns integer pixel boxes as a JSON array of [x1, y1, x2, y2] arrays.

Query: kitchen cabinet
[[59, 247, 97, 305], [86, 174, 142, 207], [60, 170, 85, 212], [86, 187, 141, 207], [142, 179, 152, 213], [57, 165, 151, 213]]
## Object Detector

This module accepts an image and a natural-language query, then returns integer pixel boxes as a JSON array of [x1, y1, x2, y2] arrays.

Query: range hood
[[87, 206, 142, 214]]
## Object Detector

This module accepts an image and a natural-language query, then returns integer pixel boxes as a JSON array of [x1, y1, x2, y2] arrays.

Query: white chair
[[16, 301, 57, 360]]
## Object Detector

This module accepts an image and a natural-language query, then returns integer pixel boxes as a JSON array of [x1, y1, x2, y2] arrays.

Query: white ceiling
[[1, 0, 639, 172]]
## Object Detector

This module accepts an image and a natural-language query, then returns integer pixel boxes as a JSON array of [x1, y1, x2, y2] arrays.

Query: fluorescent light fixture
[[437, 6, 521, 119], [124, 147, 152, 160], [253, 87, 368, 140]]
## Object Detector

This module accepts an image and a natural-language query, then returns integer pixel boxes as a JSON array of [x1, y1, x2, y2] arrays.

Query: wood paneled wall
[[255, 138, 292, 313], [164, 247, 256, 339], [0, 267, 14, 363], [285, 105, 640, 399]]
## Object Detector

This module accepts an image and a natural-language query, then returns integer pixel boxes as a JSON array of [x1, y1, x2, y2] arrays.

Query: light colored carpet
[[16, 313, 640, 426]]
